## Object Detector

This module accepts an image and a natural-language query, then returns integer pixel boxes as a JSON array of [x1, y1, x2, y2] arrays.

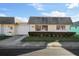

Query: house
[[0, 17, 29, 36], [70, 21, 79, 35], [0, 17, 15, 36], [28, 16, 75, 37]]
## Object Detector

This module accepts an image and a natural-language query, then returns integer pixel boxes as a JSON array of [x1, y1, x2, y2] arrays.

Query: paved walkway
[[20, 47, 75, 56], [20, 42, 75, 56], [0, 35, 26, 46]]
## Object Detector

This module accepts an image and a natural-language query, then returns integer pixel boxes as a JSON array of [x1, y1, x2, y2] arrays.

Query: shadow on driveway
[[0, 48, 45, 56], [60, 42, 79, 56], [63, 48, 79, 56]]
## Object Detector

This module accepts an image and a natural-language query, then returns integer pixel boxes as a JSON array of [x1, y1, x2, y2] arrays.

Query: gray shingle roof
[[0, 17, 15, 24], [28, 16, 72, 24]]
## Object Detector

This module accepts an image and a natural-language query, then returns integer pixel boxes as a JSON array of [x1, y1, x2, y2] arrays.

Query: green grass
[[21, 35, 79, 42], [22, 37, 56, 42], [0, 35, 11, 40]]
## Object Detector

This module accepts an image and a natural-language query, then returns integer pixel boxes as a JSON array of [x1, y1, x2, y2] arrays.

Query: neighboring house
[[70, 21, 79, 35], [0, 17, 15, 36], [0, 17, 29, 36], [28, 16, 75, 37]]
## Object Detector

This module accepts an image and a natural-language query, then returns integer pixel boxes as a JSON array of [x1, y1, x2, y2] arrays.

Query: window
[[42, 25, 48, 31], [35, 25, 48, 31], [56, 25, 60, 30], [8, 31, 12, 33], [32, 26, 34, 28], [61, 25, 65, 30], [35, 25, 41, 31], [10, 27, 13, 30], [56, 25, 65, 30], [8, 26, 13, 30]]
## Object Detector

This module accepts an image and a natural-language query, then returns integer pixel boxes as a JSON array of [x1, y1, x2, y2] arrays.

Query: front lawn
[[21, 35, 79, 42], [0, 35, 12, 40]]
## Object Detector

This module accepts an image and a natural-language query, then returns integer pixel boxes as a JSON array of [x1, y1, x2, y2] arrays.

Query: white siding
[[29, 24, 70, 32], [65, 25, 70, 31], [48, 25, 70, 32], [48, 25, 70, 31], [4, 27, 12, 35], [29, 24, 35, 31], [48, 25, 56, 31], [3, 25, 15, 36]]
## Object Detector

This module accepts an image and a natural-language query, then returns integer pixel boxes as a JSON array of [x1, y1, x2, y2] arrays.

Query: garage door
[[16, 24, 29, 35]]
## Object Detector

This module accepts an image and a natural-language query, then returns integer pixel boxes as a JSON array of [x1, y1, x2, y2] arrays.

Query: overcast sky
[[0, 3, 79, 22]]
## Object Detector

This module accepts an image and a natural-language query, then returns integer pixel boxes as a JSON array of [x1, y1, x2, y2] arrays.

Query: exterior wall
[[48, 25, 56, 31], [16, 23, 29, 35], [29, 24, 70, 32], [0, 24, 15, 36], [3, 24, 15, 36], [0, 23, 30, 36], [48, 25, 70, 32], [65, 25, 70, 31], [0, 23, 71, 36], [29, 24, 35, 31]]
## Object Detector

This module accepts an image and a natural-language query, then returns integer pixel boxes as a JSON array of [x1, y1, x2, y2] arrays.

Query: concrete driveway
[[0, 35, 26, 46], [20, 47, 75, 56]]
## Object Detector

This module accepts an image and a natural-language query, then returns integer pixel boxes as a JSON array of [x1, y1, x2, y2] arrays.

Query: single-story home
[[0, 17, 29, 36], [28, 16, 75, 37]]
